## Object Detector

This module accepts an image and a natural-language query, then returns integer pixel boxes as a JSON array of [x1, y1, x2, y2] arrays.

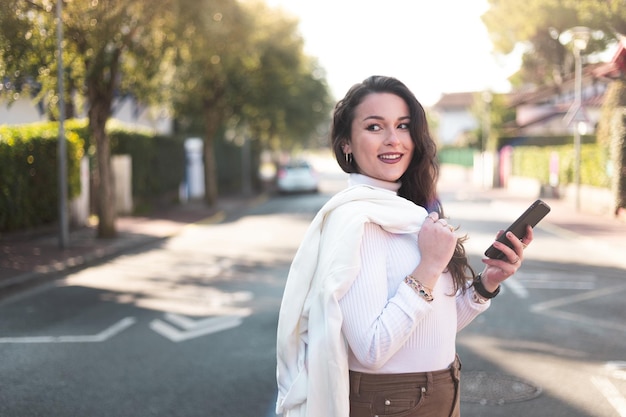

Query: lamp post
[[560, 26, 591, 212], [57, 0, 69, 248]]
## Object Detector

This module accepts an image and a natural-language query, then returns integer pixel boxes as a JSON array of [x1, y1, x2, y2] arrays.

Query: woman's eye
[[366, 124, 381, 131], [398, 122, 410, 130]]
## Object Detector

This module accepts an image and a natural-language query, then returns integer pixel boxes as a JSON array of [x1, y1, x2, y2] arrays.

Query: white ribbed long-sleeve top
[[339, 174, 490, 373]]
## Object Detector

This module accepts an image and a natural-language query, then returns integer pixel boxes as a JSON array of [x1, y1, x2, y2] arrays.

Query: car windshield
[[284, 161, 310, 169]]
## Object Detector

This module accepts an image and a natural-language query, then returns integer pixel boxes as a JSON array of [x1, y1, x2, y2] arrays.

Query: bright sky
[[266, 0, 521, 106]]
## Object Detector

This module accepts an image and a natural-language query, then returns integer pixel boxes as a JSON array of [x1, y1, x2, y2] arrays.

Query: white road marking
[[514, 272, 597, 291], [526, 283, 626, 333], [538, 309, 626, 333], [149, 314, 243, 342], [606, 362, 626, 381], [520, 280, 596, 290], [503, 277, 528, 298], [0, 317, 136, 343], [591, 376, 626, 417], [531, 284, 626, 313]]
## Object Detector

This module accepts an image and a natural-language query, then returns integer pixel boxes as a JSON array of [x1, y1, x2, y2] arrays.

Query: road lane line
[[0, 317, 136, 343], [520, 281, 596, 290], [531, 283, 626, 312], [539, 309, 626, 332]]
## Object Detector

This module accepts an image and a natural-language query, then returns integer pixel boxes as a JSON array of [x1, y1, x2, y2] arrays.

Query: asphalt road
[[0, 161, 624, 417]]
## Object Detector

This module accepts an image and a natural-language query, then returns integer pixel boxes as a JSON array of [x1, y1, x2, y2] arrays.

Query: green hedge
[[438, 147, 475, 167], [108, 127, 186, 206], [1, 118, 257, 232], [0, 122, 84, 231], [511, 143, 610, 188]]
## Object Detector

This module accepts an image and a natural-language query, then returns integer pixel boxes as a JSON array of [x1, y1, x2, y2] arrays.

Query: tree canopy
[[482, 0, 626, 87], [169, 0, 332, 203], [0, 0, 332, 233]]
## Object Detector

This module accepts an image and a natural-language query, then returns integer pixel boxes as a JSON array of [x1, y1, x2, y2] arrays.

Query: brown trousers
[[349, 355, 461, 417]]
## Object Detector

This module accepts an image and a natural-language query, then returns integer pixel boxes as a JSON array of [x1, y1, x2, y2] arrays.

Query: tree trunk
[[610, 108, 626, 215], [90, 99, 117, 237], [86, 62, 117, 238], [84, 46, 121, 238]]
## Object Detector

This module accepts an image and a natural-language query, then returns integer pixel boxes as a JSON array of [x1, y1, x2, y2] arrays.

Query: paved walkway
[[1, 178, 625, 296], [0, 197, 259, 296]]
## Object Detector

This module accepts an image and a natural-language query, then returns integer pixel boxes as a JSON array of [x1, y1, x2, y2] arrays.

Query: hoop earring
[[345, 153, 353, 164]]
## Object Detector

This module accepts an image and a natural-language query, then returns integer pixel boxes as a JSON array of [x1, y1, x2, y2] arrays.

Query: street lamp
[[560, 26, 591, 212]]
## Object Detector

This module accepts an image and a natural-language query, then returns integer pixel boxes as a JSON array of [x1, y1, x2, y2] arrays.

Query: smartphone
[[484, 199, 551, 259]]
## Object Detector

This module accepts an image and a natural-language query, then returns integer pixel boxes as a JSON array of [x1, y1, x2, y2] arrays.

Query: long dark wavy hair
[[331, 75, 474, 293]]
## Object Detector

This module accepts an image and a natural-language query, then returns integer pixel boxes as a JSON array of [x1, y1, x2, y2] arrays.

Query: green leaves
[[482, 0, 623, 86]]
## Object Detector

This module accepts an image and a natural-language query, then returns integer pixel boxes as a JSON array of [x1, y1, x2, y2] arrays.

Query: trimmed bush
[[2, 118, 256, 231], [438, 147, 475, 167], [0, 122, 84, 231], [511, 143, 610, 188], [108, 127, 186, 206]]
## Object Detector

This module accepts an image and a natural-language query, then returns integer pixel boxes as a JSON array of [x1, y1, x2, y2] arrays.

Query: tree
[[2, 0, 333, 225], [171, 0, 332, 205], [65, 1, 179, 237], [1, 0, 178, 238], [481, 0, 622, 87], [470, 92, 516, 151], [0, 1, 65, 118], [170, 0, 255, 205], [483, 0, 626, 211], [240, 1, 332, 151]]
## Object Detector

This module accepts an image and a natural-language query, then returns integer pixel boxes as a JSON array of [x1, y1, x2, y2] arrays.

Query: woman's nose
[[384, 130, 400, 145]]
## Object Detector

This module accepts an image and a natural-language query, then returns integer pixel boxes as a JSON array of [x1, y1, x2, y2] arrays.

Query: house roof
[[432, 92, 476, 110], [508, 63, 606, 107], [593, 36, 626, 79]]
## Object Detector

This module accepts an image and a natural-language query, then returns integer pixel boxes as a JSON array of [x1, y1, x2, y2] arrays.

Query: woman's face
[[343, 92, 414, 182]]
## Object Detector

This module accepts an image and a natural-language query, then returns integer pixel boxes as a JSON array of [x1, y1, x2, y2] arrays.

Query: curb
[[0, 233, 161, 293], [0, 193, 271, 296]]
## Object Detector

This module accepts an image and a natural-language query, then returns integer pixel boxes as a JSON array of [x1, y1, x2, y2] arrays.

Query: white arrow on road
[[0, 317, 137, 344], [149, 313, 243, 342]]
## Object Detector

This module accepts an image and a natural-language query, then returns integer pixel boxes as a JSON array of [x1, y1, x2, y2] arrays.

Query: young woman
[[276, 76, 531, 417]]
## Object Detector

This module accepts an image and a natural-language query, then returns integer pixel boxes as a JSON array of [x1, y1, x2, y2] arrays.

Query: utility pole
[[57, 0, 69, 248], [560, 26, 591, 212]]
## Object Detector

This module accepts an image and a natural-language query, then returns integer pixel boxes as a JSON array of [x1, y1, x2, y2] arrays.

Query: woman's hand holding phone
[[480, 200, 550, 290]]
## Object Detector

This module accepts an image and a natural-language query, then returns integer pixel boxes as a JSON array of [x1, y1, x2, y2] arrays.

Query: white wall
[[436, 110, 478, 145], [0, 98, 46, 125], [0, 96, 173, 135]]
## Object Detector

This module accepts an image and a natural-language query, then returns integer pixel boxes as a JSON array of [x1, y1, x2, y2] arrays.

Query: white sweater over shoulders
[[275, 174, 489, 417]]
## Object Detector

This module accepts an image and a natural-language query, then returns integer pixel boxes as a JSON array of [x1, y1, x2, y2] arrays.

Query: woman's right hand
[[414, 212, 458, 287]]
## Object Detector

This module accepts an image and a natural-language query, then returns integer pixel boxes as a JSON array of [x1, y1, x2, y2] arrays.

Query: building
[[504, 65, 609, 138], [431, 92, 478, 145], [0, 94, 173, 135]]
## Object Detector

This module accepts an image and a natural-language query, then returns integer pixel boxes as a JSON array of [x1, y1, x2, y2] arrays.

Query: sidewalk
[[438, 169, 626, 269], [0, 196, 262, 296]]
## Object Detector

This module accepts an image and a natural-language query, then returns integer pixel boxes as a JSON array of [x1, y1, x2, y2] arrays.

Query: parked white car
[[276, 160, 319, 193]]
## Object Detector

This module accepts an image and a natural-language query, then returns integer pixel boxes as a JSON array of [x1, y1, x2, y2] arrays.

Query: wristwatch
[[473, 273, 500, 299]]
